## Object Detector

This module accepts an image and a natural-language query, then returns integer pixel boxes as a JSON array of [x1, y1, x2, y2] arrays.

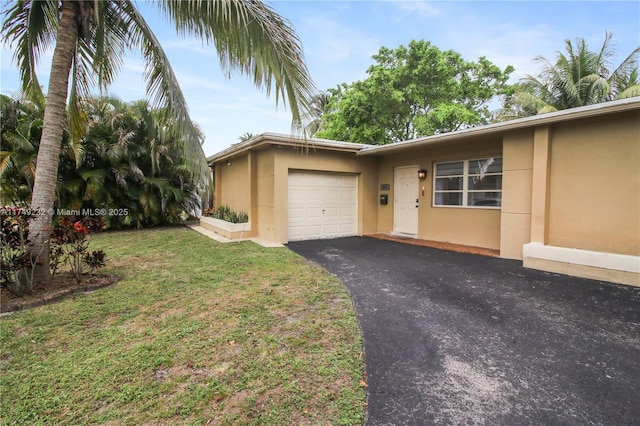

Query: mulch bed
[[1, 273, 119, 314]]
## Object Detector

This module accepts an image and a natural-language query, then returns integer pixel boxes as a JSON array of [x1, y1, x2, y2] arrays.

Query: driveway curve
[[287, 237, 640, 426]]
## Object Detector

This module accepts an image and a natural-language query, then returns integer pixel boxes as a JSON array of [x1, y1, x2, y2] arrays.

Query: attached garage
[[288, 171, 358, 241]]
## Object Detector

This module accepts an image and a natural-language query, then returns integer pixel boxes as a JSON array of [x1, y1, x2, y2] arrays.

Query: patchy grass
[[0, 227, 365, 425]]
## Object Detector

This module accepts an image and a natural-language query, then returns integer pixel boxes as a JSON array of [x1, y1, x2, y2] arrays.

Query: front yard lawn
[[0, 227, 365, 425]]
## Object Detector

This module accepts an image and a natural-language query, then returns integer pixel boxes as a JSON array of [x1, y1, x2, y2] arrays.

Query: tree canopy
[[314, 40, 514, 145]]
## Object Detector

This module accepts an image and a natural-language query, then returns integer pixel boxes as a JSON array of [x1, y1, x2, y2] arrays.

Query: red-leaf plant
[[49, 216, 106, 282]]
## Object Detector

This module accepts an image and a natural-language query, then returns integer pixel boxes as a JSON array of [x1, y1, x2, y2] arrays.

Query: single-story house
[[204, 97, 640, 286]]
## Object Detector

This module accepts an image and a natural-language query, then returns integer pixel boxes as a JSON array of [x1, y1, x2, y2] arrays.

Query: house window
[[433, 157, 502, 208]]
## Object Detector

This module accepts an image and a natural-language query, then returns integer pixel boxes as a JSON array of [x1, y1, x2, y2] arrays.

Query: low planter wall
[[200, 216, 252, 240]]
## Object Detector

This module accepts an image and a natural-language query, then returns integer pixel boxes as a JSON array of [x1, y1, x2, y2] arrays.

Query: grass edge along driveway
[[0, 227, 366, 425]]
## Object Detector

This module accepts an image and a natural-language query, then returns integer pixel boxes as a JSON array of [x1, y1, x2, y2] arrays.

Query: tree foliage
[[499, 32, 640, 119], [315, 40, 514, 144], [1, 94, 201, 228]]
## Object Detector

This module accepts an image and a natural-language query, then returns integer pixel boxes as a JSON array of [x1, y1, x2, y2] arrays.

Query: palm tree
[[2, 0, 316, 282], [305, 90, 332, 136], [509, 32, 639, 117], [0, 92, 45, 205], [238, 132, 255, 142]]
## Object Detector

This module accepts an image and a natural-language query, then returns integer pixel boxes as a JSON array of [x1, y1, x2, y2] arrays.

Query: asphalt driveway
[[287, 237, 640, 426]]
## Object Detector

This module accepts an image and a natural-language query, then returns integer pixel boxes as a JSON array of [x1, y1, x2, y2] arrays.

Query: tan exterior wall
[[270, 146, 379, 243], [500, 130, 534, 259], [547, 111, 640, 256], [376, 139, 503, 250], [256, 148, 276, 242], [216, 153, 251, 216]]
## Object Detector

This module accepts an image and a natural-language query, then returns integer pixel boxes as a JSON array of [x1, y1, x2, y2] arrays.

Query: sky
[[1, 1, 639, 157]]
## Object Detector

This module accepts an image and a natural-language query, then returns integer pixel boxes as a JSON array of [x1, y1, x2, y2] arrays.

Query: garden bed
[[200, 216, 252, 239]]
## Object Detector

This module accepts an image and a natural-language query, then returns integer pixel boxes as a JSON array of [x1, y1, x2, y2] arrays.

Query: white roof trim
[[207, 132, 372, 164]]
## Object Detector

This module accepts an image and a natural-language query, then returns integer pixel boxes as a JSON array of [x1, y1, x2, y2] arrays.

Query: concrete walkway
[[288, 236, 640, 426], [187, 224, 283, 247]]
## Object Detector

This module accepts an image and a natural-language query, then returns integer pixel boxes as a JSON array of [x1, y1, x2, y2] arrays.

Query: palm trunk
[[28, 1, 79, 283]]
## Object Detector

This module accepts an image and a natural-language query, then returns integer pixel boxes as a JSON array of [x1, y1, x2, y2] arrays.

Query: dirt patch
[[0, 273, 119, 314], [365, 233, 500, 257]]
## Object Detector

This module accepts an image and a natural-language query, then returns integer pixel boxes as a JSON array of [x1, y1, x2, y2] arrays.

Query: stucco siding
[[268, 146, 378, 243], [376, 139, 503, 250], [500, 130, 534, 259], [547, 111, 640, 256], [217, 153, 251, 216], [256, 149, 276, 241]]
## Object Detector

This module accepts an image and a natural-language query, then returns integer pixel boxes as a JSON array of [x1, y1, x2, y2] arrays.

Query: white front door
[[394, 166, 419, 235]]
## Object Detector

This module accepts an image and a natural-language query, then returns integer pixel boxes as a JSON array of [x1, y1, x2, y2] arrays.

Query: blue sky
[[1, 1, 639, 157]]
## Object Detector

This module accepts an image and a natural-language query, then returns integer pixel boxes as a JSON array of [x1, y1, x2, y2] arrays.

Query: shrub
[[49, 215, 107, 282], [205, 205, 248, 223], [83, 250, 107, 274], [0, 207, 38, 295]]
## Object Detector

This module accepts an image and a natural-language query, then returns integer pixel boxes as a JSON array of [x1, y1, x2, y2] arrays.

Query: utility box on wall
[[380, 194, 388, 205]]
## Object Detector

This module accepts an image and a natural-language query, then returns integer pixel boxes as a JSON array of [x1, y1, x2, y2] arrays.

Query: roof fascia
[[207, 132, 372, 164]]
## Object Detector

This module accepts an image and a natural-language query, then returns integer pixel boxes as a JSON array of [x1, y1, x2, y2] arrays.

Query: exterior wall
[[500, 129, 534, 259], [256, 148, 276, 242], [547, 111, 639, 256], [376, 138, 503, 250], [521, 111, 640, 286], [270, 146, 379, 243], [216, 153, 251, 215]]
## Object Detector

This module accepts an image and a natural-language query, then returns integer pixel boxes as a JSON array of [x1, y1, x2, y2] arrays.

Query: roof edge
[[357, 97, 640, 156], [207, 132, 372, 164]]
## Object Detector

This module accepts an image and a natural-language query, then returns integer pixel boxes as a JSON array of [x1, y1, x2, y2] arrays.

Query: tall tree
[[315, 40, 513, 145], [305, 90, 332, 136], [502, 32, 640, 118], [2, 0, 316, 282]]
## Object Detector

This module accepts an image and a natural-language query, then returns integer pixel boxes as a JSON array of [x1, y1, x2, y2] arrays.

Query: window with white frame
[[433, 157, 502, 208]]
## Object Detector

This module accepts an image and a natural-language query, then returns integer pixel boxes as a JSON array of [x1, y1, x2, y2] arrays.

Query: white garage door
[[288, 171, 358, 241]]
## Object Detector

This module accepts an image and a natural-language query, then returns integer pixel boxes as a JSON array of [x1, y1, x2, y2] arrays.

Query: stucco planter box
[[200, 216, 252, 239]]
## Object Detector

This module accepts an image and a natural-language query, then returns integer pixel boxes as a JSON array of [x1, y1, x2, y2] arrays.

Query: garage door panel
[[288, 171, 357, 241]]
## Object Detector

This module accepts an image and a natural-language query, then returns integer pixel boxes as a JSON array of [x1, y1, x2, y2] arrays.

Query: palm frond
[[118, 0, 209, 186], [1, 0, 58, 99], [160, 0, 318, 133]]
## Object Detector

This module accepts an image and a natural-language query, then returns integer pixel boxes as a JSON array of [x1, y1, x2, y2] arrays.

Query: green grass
[[0, 227, 365, 425]]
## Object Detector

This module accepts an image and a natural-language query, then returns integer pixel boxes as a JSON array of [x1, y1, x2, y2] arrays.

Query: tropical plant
[[49, 215, 106, 282], [2, 0, 316, 282], [500, 32, 640, 118], [238, 132, 255, 143], [0, 207, 36, 295], [1, 94, 206, 229], [205, 204, 249, 223], [315, 40, 514, 145], [305, 90, 332, 136], [0, 92, 46, 205]]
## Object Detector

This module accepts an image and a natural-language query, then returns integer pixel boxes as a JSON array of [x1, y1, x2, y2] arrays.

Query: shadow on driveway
[[287, 237, 640, 426]]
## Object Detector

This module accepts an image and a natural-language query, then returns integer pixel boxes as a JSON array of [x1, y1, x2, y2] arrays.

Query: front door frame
[[393, 165, 419, 236]]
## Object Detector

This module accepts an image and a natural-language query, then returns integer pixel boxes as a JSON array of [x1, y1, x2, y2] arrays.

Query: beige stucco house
[[204, 97, 640, 286]]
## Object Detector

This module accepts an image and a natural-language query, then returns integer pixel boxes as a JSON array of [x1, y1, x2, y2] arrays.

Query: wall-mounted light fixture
[[417, 169, 428, 180], [226, 159, 232, 166]]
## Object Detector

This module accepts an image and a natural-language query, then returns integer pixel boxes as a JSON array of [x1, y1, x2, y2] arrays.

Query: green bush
[[205, 205, 248, 223]]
